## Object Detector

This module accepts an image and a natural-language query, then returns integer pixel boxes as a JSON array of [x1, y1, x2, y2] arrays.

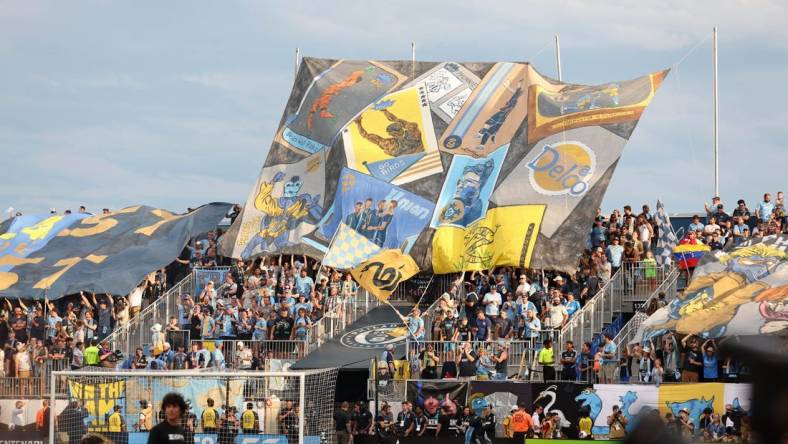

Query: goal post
[[50, 368, 338, 444]]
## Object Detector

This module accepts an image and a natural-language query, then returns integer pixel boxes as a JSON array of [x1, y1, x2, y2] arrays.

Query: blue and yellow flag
[[0, 203, 230, 299], [351, 249, 419, 302]]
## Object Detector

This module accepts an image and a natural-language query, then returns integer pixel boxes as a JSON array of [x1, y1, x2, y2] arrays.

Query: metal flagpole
[[712, 27, 719, 197], [295, 47, 301, 79], [411, 41, 416, 78], [554, 35, 562, 81]]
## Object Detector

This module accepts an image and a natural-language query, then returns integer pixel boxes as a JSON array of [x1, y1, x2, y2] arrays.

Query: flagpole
[[554, 34, 562, 81], [411, 41, 416, 78], [712, 27, 719, 198], [295, 47, 301, 80]]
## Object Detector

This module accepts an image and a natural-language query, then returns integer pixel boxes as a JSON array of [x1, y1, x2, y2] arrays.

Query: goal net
[[50, 368, 338, 444]]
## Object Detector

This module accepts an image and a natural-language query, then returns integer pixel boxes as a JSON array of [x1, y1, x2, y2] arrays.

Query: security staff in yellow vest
[[538, 339, 557, 381], [107, 404, 127, 444], [241, 402, 260, 434], [84, 340, 100, 366], [201, 398, 218, 433]]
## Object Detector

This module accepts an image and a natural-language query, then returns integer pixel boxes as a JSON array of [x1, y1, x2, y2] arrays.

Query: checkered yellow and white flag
[[322, 222, 381, 270]]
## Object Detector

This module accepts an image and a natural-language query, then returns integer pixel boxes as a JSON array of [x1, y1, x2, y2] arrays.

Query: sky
[[1, 0, 787, 217]]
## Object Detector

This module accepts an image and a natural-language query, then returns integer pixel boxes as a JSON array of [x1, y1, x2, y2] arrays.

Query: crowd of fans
[[2, 194, 777, 388]]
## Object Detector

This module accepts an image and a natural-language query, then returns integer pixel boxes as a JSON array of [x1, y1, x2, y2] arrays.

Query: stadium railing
[[558, 261, 676, 358], [105, 271, 196, 357], [190, 339, 309, 368], [558, 268, 623, 357], [404, 339, 550, 380], [613, 266, 680, 361], [620, 260, 674, 302]]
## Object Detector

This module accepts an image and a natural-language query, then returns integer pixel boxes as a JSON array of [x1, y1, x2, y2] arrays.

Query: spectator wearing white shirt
[[482, 287, 502, 320], [514, 275, 530, 300], [703, 216, 721, 240], [545, 296, 568, 330]]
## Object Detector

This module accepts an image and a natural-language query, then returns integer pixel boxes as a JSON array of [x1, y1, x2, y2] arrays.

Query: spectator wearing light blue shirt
[[591, 219, 607, 247], [732, 217, 749, 245], [605, 237, 624, 274], [564, 294, 581, 319], [217, 308, 235, 339], [293, 295, 312, 317], [252, 316, 267, 340], [294, 269, 314, 299], [524, 310, 541, 340], [47, 310, 62, 339], [704, 197, 722, 223], [406, 308, 425, 348], [756, 193, 774, 223], [600, 333, 618, 383], [159, 343, 174, 369], [146, 357, 167, 370], [688, 215, 705, 233], [212, 343, 226, 369]]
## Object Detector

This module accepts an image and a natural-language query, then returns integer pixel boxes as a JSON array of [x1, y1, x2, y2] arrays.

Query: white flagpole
[[555, 35, 563, 81], [713, 27, 719, 198], [411, 41, 416, 78], [295, 47, 301, 80]]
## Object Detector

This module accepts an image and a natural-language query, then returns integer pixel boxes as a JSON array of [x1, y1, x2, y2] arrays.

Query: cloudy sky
[[1, 0, 786, 216]]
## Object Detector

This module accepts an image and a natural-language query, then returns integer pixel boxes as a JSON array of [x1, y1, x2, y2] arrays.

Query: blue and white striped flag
[[654, 200, 678, 265]]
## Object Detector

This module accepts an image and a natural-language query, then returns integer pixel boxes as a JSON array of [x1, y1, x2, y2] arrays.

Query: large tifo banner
[[637, 234, 788, 339], [223, 58, 667, 272], [0, 203, 230, 298]]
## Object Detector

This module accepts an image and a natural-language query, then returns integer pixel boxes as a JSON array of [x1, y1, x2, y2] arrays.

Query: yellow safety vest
[[242, 410, 256, 430], [202, 408, 217, 428], [84, 346, 100, 365], [108, 412, 123, 432], [538, 347, 555, 366]]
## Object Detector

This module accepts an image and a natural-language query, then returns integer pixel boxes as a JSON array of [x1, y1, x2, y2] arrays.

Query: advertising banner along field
[[222, 58, 668, 273]]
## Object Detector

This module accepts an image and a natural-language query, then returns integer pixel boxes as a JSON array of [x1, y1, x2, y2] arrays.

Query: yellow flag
[[431, 205, 546, 274], [351, 249, 420, 302]]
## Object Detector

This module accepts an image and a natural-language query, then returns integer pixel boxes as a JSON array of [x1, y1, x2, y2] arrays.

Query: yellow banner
[[658, 383, 724, 418], [431, 205, 545, 274], [351, 249, 420, 302], [68, 380, 126, 431]]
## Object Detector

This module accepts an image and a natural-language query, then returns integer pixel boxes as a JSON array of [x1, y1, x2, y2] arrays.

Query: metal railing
[[191, 339, 308, 369], [0, 377, 45, 398], [306, 290, 381, 353], [559, 269, 623, 353], [301, 272, 452, 355], [614, 266, 680, 359], [404, 339, 550, 379], [367, 378, 408, 401], [105, 272, 195, 356], [559, 262, 677, 355], [619, 261, 674, 302]]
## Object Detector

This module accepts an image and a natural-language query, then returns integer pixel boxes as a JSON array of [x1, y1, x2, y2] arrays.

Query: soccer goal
[[50, 368, 338, 444]]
